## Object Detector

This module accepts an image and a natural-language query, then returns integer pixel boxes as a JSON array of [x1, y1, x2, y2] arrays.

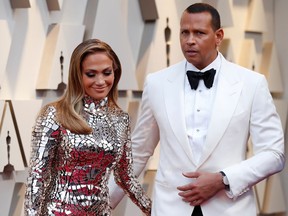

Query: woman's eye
[[104, 71, 113, 76], [85, 72, 95, 78]]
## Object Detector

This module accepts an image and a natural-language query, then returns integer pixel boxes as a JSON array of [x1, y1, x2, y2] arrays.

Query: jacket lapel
[[198, 58, 243, 167], [163, 60, 195, 164], [164, 61, 196, 165]]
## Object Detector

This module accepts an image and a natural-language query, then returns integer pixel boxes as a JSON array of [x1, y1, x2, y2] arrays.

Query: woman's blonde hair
[[48, 39, 122, 134]]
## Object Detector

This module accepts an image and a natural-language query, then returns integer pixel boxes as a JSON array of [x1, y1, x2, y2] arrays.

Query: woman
[[24, 39, 151, 215]]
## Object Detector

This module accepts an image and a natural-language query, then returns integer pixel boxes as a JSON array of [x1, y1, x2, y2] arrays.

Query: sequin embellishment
[[24, 96, 151, 216]]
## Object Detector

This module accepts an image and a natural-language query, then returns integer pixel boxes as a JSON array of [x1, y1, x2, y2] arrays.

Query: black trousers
[[191, 206, 203, 216]]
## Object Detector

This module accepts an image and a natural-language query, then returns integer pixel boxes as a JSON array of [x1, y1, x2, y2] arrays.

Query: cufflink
[[220, 171, 230, 191]]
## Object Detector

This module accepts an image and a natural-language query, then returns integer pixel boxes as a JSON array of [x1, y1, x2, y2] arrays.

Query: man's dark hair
[[185, 3, 221, 31]]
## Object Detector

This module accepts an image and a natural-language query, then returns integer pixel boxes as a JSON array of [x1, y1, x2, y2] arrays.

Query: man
[[109, 3, 285, 216]]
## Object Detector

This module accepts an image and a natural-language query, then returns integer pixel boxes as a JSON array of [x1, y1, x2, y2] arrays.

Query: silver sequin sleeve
[[113, 113, 151, 215], [25, 106, 61, 216]]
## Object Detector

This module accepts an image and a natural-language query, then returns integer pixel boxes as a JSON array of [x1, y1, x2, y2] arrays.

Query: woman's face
[[82, 52, 114, 100]]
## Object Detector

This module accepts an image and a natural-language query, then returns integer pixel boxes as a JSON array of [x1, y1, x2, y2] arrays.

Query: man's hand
[[177, 171, 225, 206]]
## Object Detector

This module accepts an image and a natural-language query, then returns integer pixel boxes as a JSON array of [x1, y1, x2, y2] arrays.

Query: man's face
[[180, 11, 223, 70]]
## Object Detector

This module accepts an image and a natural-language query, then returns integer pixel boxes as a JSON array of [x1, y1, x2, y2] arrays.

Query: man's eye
[[181, 30, 188, 35]]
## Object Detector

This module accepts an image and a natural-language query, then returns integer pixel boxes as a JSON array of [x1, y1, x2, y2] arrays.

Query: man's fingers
[[177, 184, 189, 191], [182, 171, 200, 178]]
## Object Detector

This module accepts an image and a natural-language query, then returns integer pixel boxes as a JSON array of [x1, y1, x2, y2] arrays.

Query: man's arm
[[177, 75, 285, 204]]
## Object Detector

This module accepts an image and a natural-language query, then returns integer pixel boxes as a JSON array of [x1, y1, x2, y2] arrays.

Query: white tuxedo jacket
[[110, 54, 285, 216]]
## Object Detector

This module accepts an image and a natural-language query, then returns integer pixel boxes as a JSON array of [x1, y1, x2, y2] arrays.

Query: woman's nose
[[95, 76, 105, 85]]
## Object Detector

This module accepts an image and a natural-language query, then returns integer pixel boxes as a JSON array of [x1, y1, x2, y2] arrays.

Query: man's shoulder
[[148, 60, 186, 79], [223, 58, 264, 79]]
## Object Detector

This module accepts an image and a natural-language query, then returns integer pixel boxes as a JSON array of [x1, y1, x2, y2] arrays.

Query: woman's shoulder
[[33, 103, 62, 137], [109, 106, 129, 121], [35, 103, 59, 125], [110, 106, 128, 116], [39, 103, 57, 116]]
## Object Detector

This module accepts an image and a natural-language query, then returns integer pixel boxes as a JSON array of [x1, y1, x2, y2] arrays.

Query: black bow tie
[[186, 68, 216, 90]]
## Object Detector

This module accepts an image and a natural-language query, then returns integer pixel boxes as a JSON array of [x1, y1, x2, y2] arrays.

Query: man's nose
[[187, 34, 196, 44]]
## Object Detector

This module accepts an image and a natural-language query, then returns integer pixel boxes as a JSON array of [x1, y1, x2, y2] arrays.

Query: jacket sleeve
[[24, 106, 61, 216], [113, 113, 151, 216], [222, 75, 285, 198]]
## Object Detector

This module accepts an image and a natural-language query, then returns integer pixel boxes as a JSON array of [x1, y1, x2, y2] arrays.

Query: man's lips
[[185, 50, 198, 56]]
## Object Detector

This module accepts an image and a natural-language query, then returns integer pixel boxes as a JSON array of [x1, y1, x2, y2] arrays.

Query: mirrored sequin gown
[[24, 96, 151, 216]]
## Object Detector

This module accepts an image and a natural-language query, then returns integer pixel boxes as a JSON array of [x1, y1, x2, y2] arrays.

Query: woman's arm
[[24, 106, 61, 216], [113, 114, 151, 216]]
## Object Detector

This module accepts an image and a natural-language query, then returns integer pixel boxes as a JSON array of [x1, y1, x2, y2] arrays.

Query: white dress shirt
[[184, 54, 221, 164]]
